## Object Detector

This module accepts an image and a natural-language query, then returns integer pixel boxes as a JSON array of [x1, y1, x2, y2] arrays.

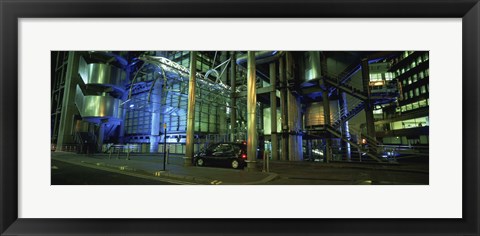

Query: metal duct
[[85, 63, 126, 87], [82, 95, 122, 119], [236, 51, 284, 65], [305, 51, 322, 81]]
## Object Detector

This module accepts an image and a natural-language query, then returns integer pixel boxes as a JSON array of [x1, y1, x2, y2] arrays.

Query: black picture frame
[[1, 0, 479, 235]]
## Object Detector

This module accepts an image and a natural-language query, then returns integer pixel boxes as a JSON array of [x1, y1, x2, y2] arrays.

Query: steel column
[[279, 57, 288, 161], [319, 52, 332, 162], [269, 62, 279, 160], [56, 52, 80, 151], [246, 51, 258, 171], [341, 92, 352, 161], [286, 52, 301, 161], [185, 52, 197, 166], [230, 52, 237, 142], [150, 79, 162, 153], [361, 58, 376, 142]]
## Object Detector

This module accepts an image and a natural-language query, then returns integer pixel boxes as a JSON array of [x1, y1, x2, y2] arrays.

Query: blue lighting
[[129, 104, 135, 108]]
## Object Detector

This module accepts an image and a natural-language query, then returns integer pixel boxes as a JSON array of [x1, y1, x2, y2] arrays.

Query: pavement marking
[[51, 166, 58, 170], [210, 180, 222, 185], [119, 166, 127, 171]]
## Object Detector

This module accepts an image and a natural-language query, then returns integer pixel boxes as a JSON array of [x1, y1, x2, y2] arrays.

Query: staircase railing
[[330, 95, 365, 130]]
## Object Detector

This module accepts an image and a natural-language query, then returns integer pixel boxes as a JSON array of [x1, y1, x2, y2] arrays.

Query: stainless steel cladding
[[86, 63, 125, 86], [305, 101, 338, 126], [305, 51, 322, 81], [82, 95, 122, 119]]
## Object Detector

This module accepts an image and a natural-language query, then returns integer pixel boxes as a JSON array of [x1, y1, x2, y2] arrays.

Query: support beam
[[246, 51, 257, 171], [279, 57, 288, 161], [150, 79, 162, 153], [184, 52, 197, 166], [319, 52, 332, 163], [56, 52, 80, 151], [286, 52, 303, 161], [361, 58, 377, 142], [269, 62, 279, 161], [230, 52, 237, 142]]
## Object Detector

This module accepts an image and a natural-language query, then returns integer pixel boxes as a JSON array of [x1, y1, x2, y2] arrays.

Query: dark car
[[193, 142, 247, 169]]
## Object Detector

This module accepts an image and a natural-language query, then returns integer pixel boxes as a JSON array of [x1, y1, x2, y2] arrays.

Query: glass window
[[411, 61, 416, 68], [404, 92, 408, 99], [408, 77, 412, 84], [406, 104, 413, 111], [417, 57, 422, 64], [413, 74, 418, 83], [423, 53, 429, 61], [412, 102, 419, 110], [421, 86, 427, 94], [415, 88, 420, 96], [419, 99, 427, 107], [419, 71, 424, 79], [425, 69, 429, 76], [409, 90, 414, 98]]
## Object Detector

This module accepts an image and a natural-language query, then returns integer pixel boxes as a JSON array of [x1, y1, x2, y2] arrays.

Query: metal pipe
[[246, 51, 257, 171], [236, 51, 284, 66], [269, 62, 279, 161], [184, 52, 197, 166]]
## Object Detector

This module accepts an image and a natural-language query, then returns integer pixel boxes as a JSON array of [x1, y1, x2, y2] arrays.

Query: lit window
[[413, 74, 418, 83], [419, 71, 424, 79], [415, 88, 420, 96], [421, 86, 427, 94], [408, 78, 412, 84], [404, 92, 408, 99], [409, 90, 414, 98], [423, 53, 429, 61]]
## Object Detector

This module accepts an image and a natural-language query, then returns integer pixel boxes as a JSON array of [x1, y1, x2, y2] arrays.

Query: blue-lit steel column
[[361, 58, 376, 142], [184, 52, 197, 166], [341, 92, 352, 161], [246, 51, 257, 171], [269, 62, 279, 160], [56, 52, 80, 151], [150, 80, 162, 153]]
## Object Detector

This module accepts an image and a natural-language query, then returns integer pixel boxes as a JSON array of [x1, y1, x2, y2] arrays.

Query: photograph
[[51, 51, 429, 185], [2, 0, 478, 234]]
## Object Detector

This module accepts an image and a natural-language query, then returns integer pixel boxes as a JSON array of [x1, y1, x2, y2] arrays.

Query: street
[[51, 160, 176, 185]]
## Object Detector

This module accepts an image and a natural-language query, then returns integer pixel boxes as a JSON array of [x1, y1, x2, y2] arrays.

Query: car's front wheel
[[231, 159, 240, 169], [196, 158, 205, 167]]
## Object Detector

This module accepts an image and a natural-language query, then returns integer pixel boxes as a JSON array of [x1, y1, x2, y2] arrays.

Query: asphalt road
[[51, 160, 176, 185]]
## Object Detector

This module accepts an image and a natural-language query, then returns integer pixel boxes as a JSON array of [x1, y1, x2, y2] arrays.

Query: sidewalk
[[51, 152, 278, 185]]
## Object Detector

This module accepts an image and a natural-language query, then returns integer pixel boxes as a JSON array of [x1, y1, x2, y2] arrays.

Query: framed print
[[1, 0, 479, 235]]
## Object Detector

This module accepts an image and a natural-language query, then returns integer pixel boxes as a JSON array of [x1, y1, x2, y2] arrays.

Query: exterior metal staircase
[[326, 125, 383, 162]]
